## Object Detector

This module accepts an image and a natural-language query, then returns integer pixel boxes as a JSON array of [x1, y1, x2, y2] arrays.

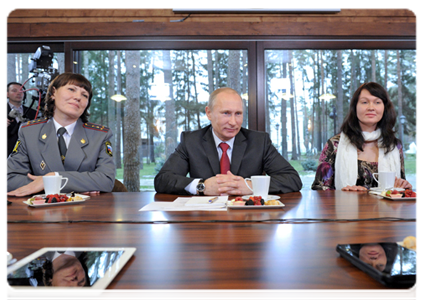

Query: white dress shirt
[[53, 118, 77, 148]]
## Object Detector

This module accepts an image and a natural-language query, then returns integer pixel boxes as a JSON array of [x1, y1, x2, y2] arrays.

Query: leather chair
[[112, 179, 128, 192]]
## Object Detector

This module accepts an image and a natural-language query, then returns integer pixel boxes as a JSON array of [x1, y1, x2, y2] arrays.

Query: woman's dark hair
[[43, 72, 92, 123], [42, 259, 53, 286], [339, 82, 399, 154]]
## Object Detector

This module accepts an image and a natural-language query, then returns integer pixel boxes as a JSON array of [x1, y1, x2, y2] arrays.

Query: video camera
[[26, 45, 59, 114]]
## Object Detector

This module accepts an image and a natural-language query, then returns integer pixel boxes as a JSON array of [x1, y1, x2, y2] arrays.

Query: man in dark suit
[[154, 87, 302, 195], [7, 82, 38, 157]]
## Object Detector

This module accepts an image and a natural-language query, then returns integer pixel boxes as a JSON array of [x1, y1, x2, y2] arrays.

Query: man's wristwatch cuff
[[196, 179, 205, 196]]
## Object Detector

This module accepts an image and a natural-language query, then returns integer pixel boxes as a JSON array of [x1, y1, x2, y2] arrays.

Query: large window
[[265, 49, 416, 189], [77, 49, 249, 191], [7, 43, 416, 191]]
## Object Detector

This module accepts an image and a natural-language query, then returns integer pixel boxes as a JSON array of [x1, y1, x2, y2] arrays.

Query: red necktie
[[219, 142, 230, 174]]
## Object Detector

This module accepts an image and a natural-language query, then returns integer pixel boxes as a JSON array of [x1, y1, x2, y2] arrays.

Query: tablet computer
[[336, 242, 415, 288], [7, 247, 136, 289]]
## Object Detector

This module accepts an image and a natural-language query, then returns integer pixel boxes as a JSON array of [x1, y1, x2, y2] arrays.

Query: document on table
[[139, 196, 228, 211]]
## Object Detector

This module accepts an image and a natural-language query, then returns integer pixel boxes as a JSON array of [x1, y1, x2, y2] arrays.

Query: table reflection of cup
[[244, 175, 271, 199], [43, 175, 68, 195], [372, 171, 395, 189]]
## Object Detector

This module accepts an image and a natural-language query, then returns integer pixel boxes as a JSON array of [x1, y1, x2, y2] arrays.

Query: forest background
[[8, 48, 416, 191]]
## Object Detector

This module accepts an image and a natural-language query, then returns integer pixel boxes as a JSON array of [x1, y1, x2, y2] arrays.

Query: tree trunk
[[207, 50, 214, 94], [336, 50, 343, 134], [281, 58, 288, 159], [123, 50, 141, 192], [350, 51, 357, 98], [320, 51, 325, 149], [384, 50, 389, 89], [371, 50, 376, 82], [242, 50, 248, 127], [397, 50, 403, 143], [107, 51, 117, 166], [7, 54, 16, 83], [301, 74, 310, 153], [115, 51, 123, 169], [289, 51, 298, 160], [21, 54, 29, 85], [163, 51, 177, 159], [190, 51, 201, 129], [228, 51, 241, 93]]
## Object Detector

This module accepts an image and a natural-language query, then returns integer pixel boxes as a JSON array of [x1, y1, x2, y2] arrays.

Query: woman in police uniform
[[7, 72, 115, 196]]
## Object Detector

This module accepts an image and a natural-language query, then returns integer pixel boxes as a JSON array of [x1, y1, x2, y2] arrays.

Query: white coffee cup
[[43, 175, 68, 195], [372, 171, 395, 189], [244, 175, 271, 199]]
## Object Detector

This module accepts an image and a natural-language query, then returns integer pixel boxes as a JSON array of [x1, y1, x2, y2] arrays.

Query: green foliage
[[301, 159, 318, 171]]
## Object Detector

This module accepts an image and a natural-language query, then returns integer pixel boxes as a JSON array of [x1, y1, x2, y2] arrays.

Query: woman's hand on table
[[7, 172, 55, 197], [341, 185, 368, 192], [394, 177, 412, 189]]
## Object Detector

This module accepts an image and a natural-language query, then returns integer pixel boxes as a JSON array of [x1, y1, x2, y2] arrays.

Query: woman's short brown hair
[[43, 72, 92, 123]]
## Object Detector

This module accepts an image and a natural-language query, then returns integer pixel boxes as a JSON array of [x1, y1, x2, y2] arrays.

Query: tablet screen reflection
[[343, 242, 415, 276], [8, 249, 124, 287]]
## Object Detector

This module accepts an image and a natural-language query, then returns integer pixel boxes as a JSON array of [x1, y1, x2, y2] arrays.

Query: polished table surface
[[7, 190, 416, 290], [7, 190, 416, 222]]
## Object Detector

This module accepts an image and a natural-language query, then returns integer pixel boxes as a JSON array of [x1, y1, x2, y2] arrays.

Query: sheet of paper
[[185, 196, 226, 206], [139, 196, 228, 211]]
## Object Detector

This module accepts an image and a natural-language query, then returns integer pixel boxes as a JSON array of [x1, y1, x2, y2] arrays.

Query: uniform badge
[[105, 141, 113, 157], [80, 139, 86, 144], [12, 141, 20, 154], [40, 160, 46, 170], [42, 134, 47, 140]]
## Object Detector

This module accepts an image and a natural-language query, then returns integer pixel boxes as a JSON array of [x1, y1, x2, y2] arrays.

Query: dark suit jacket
[[7, 104, 38, 157], [154, 125, 302, 194]]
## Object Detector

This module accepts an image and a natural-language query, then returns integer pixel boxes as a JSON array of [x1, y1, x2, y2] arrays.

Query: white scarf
[[334, 129, 401, 190]]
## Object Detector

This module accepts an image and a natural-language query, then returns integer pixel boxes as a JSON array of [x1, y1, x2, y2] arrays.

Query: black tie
[[58, 127, 67, 164]]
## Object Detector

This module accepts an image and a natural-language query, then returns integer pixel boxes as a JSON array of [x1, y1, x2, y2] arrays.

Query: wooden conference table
[[7, 190, 416, 290]]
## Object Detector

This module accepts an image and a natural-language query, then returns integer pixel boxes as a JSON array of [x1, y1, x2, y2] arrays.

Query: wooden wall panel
[[7, 9, 416, 40]]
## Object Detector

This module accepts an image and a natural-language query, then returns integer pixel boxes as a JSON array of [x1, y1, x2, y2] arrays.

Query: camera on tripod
[[27, 45, 59, 112], [29, 45, 59, 90]]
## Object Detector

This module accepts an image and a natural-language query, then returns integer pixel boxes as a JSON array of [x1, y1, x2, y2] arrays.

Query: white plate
[[381, 195, 416, 201], [227, 200, 285, 209], [369, 187, 405, 192], [241, 195, 280, 200], [23, 193, 89, 207]]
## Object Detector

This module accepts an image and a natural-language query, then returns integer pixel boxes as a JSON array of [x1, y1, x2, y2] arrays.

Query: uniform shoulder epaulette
[[83, 122, 110, 132], [21, 118, 48, 128]]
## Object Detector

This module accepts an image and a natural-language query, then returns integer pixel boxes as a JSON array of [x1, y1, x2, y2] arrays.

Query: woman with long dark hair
[[312, 82, 411, 190]]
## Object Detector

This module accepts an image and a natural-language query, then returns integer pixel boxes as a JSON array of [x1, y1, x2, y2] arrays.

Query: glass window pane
[[265, 49, 416, 190], [78, 49, 248, 191]]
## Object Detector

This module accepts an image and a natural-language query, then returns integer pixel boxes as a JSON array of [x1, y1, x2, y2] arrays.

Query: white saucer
[[242, 195, 280, 200], [369, 187, 405, 192]]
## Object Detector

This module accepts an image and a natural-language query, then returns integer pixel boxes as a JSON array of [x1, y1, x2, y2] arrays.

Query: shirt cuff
[[185, 178, 201, 195]]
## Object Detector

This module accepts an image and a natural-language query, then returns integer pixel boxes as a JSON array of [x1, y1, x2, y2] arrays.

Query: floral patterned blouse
[[311, 134, 406, 190]]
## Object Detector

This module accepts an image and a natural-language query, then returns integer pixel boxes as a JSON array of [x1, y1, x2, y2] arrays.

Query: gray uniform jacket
[[7, 118, 116, 193], [154, 125, 302, 194]]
